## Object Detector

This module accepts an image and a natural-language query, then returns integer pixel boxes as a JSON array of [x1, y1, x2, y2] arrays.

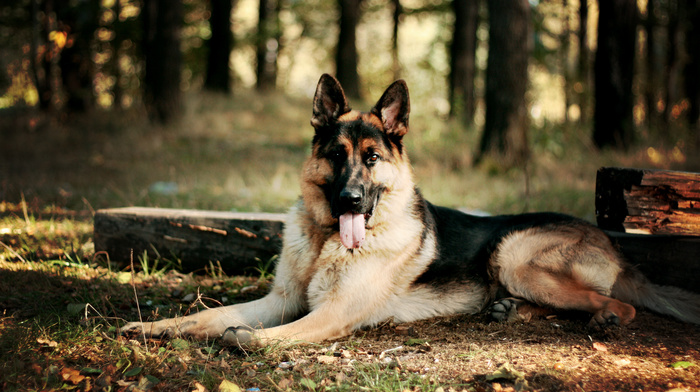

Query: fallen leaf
[[37, 338, 58, 347], [277, 378, 293, 389], [31, 363, 42, 374], [486, 363, 525, 381], [670, 361, 697, 369], [137, 375, 158, 390], [485, 363, 529, 391], [218, 358, 231, 371], [117, 272, 132, 284], [317, 355, 338, 364], [66, 302, 87, 316], [300, 378, 317, 390], [170, 338, 190, 350], [81, 367, 103, 374], [124, 366, 142, 377], [60, 367, 85, 384], [192, 381, 207, 392], [217, 379, 241, 392], [405, 338, 427, 346], [592, 342, 608, 352]]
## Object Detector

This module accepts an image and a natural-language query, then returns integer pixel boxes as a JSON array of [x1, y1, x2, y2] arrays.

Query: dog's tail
[[612, 265, 700, 325]]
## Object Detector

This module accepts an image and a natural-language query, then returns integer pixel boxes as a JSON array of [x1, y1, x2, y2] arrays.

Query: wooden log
[[93, 207, 286, 274], [93, 206, 700, 293], [596, 167, 700, 235]]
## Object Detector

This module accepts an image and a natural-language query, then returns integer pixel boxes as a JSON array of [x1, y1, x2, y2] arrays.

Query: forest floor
[[1, 252, 699, 392], [1, 91, 699, 391]]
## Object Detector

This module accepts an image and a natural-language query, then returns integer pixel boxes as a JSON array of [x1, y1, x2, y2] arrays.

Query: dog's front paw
[[221, 326, 258, 348], [120, 321, 175, 338], [490, 297, 525, 322]]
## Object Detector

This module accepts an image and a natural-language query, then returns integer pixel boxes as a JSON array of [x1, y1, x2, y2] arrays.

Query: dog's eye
[[367, 153, 381, 164]]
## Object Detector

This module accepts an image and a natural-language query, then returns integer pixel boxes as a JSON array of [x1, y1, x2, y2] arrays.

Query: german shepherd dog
[[122, 74, 700, 347]]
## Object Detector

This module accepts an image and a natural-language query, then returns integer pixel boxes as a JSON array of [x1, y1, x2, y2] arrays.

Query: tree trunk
[[142, 0, 183, 124], [685, 0, 700, 150], [255, 0, 279, 91], [390, 0, 402, 80], [662, 0, 682, 125], [56, 0, 99, 113], [577, 0, 589, 122], [645, 0, 658, 126], [593, 0, 637, 150], [562, 0, 571, 123], [32, 0, 55, 112], [205, 0, 233, 93], [449, 0, 479, 125], [335, 0, 363, 99], [475, 0, 530, 168], [111, 0, 124, 108]]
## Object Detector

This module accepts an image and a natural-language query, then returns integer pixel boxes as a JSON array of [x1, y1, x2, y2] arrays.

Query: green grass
[[0, 89, 696, 391]]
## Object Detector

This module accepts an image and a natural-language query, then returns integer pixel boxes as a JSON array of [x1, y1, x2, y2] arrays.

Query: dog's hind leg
[[492, 227, 637, 326]]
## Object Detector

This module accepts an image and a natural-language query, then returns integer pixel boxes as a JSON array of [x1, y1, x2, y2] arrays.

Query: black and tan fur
[[122, 74, 700, 347]]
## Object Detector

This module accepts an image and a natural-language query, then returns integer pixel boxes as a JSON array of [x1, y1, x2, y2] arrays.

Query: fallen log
[[596, 167, 700, 235], [93, 207, 286, 274], [93, 207, 700, 292]]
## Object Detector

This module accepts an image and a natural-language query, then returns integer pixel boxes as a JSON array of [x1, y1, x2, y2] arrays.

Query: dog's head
[[301, 74, 412, 249]]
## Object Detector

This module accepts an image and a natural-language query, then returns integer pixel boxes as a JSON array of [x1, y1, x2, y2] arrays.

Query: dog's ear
[[311, 74, 351, 129], [371, 80, 410, 138]]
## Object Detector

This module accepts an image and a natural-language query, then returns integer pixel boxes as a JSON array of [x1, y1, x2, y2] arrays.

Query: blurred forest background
[[1, 0, 699, 219]]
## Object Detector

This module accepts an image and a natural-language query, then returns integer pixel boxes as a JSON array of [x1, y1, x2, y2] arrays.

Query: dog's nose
[[340, 188, 362, 207]]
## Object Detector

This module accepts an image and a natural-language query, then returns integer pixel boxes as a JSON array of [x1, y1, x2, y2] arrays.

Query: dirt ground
[[144, 273, 700, 391], [307, 310, 700, 391], [109, 270, 700, 391], [1, 260, 699, 391]]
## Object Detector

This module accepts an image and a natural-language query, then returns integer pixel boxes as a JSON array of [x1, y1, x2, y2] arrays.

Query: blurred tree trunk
[[644, 0, 658, 126], [685, 0, 700, 150], [390, 0, 402, 80], [205, 0, 233, 93], [562, 0, 571, 123], [56, 0, 99, 113], [662, 0, 682, 125], [448, 0, 479, 125], [32, 0, 55, 112], [336, 0, 363, 99], [142, 0, 183, 124], [577, 0, 589, 122], [256, 0, 279, 91], [475, 0, 530, 168], [112, 0, 124, 108], [593, 0, 637, 150]]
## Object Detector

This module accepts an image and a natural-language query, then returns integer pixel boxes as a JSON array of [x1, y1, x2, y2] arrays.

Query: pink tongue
[[339, 212, 366, 249]]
